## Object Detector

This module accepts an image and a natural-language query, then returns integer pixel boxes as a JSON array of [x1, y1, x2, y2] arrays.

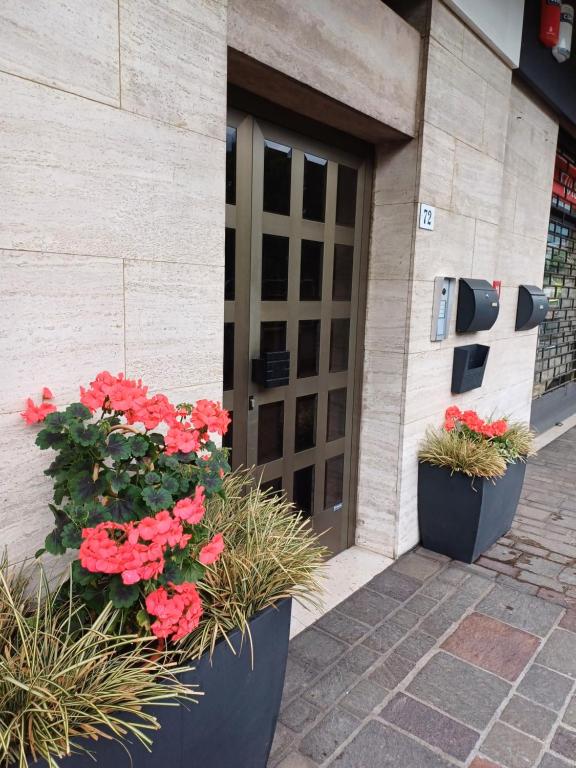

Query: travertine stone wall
[[355, 0, 559, 558], [227, 0, 420, 138], [0, 0, 228, 560]]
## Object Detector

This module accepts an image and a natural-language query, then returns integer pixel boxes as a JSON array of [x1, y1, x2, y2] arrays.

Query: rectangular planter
[[31, 597, 292, 768], [418, 461, 527, 563]]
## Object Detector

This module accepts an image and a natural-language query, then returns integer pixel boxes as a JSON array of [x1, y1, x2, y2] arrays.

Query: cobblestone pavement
[[477, 426, 576, 607], [270, 548, 576, 767]]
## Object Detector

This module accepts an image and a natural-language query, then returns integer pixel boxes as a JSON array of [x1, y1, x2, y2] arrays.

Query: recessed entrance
[[223, 111, 371, 555]]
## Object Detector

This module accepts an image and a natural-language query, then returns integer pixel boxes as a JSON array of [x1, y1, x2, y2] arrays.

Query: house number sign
[[419, 203, 435, 230]]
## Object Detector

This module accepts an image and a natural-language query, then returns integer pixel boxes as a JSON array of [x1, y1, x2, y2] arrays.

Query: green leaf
[[86, 502, 111, 525], [69, 471, 105, 504], [149, 433, 165, 446], [71, 559, 96, 586], [61, 523, 82, 549], [144, 471, 161, 485], [35, 548, 46, 559], [157, 454, 179, 470], [142, 486, 173, 512], [129, 435, 149, 457], [109, 469, 131, 494], [69, 421, 100, 447], [107, 433, 131, 461], [108, 578, 140, 609], [161, 559, 205, 586], [44, 530, 66, 556], [35, 429, 67, 450], [66, 403, 92, 421], [106, 495, 135, 523], [161, 475, 179, 494], [182, 560, 205, 584], [43, 411, 68, 429]]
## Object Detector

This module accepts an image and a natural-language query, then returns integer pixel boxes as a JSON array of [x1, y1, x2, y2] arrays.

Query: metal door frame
[[224, 109, 373, 553]]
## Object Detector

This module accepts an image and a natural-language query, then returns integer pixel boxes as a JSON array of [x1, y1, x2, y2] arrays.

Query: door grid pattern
[[222, 112, 370, 554]]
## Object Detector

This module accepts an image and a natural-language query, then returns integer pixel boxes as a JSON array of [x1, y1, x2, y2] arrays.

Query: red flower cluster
[[21, 397, 56, 425], [21, 387, 56, 424], [79, 496, 223, 589], [79, 372, 230, 455], [191, 399, 231, 435], [79, 514, 184, 586], [164, 423, 201, 455], [164, 401, 230, 456], [444, 406, 507, 438], [173, 486, 206, 523], [198, 532, 225, 565], [146, 582, 203, 641], [80, 371, 149, 415]]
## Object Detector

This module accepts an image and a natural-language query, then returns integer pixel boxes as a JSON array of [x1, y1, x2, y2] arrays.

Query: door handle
[[248, 395, 255, 411]]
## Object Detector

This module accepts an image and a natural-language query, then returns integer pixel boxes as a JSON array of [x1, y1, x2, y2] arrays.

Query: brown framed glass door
[[224, 110, 370, 556]]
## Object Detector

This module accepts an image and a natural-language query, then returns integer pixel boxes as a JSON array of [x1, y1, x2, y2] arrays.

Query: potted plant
[[7, 373, 324, 768], [417, 405, 535, 563], [0, 557, 196, 768]]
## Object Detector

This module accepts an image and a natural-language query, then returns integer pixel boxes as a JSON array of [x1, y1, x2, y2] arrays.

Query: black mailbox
[[456, 278, 500, 333], [515, 285, 549, 331], [252, 351, 290, 388], [451, 344, 490, 394]]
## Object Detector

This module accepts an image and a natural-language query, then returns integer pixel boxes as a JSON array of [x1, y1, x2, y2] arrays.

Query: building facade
[[0, 1, 571, 574]]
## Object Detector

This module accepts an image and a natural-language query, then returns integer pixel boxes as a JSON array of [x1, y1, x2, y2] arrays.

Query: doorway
[[223, 111, 371, 555]]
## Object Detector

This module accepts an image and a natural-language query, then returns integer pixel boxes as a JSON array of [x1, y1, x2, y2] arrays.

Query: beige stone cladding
[[0, 0, 227, 560], [227, 0, 420, 139], [389, 2, 559, 558]]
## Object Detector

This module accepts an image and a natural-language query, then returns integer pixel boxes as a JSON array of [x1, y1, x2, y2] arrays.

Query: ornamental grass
[[418, 406, 536, 478], [181, 470, 326, 660], [0, 557, 197, 768]]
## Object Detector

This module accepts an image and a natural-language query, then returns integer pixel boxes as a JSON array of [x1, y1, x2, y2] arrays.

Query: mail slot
[[515, 285, 549, 331], [251, 351, 290, 388], [451, 344, 490, 394], [456, 278, 500, 333]]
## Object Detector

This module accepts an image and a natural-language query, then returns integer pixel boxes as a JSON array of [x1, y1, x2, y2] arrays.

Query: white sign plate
[[419, 203, 435, 230]]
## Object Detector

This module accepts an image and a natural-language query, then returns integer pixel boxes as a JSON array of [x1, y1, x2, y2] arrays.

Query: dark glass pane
[[226, 126, 237, 205], [223, 323, 234, 392], [261, 476, 283, 497], [297, 320, 320, 378], [258, 401, 284, 464], [302, 153, 327, 222], [262, 234, 289, 300], [332, 244, 353, 301], [327, 388, 347, 442], [336, 165, 357, 227], [222, 411, 233, 466], [324, 454, 344, 510], [225, 228, 235, 301], [329, 318, 350, 372], [293, 465, 315, 518], [300, 240, 323, 301], [260, 321, 287, 355], [264, 140, 291, 215], [295, 394, 317, 452]]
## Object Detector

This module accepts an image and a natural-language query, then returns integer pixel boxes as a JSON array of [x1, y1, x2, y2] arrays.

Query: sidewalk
[[476, 426, 576, 606], [271, 551, 576, 767], [270, 429, 576, 768]]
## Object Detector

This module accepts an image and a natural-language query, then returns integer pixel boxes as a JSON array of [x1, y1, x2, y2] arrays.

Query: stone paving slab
[[477, 426, 576, 606], [269, 550, 576, 767]]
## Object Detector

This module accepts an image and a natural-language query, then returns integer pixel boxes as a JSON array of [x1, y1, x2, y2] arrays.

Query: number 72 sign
[[419, 203, 435, 230]]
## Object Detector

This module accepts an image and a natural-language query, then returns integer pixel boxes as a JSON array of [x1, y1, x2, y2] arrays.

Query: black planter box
[[31, 598, 291, 768], [418, 461, 527, 563]]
